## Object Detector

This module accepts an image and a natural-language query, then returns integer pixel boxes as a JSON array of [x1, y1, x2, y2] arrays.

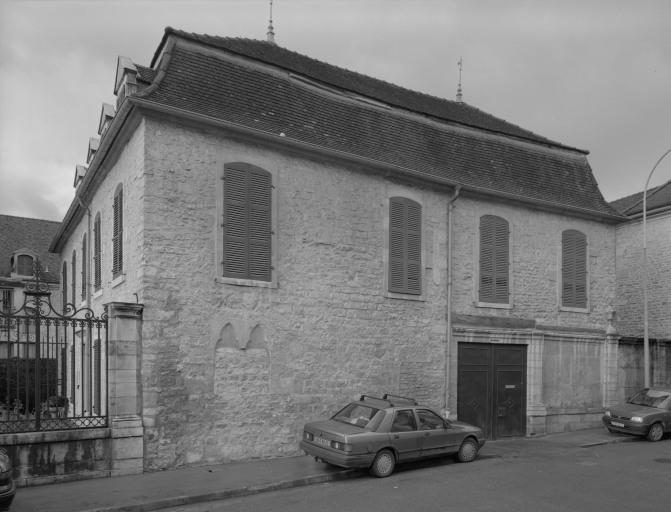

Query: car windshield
[[627, 389, 671, 409], [332, 403, 381, 428]]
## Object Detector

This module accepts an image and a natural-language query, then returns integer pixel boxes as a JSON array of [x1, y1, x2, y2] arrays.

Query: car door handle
[[393, 434, 400, 439]]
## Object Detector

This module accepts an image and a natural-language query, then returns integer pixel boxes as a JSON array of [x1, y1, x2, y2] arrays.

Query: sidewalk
[[10, 428, 634, 512]]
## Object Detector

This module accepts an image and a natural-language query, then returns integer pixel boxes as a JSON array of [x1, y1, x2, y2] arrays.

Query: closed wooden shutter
[[562, 229, 587, 308], [62, 262, 68, 311], [71, 250, 76, 305], [81, 235, 87, 300], [17, 255, 33, 276], [479, 215, 509, 303], [112, 188, 123, 277], [223, 164, 272, 281], [389, 197, 422, 295], [93, 214, 101, 290]]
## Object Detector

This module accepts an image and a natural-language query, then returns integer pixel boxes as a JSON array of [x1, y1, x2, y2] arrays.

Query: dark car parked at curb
[[602, 387, 671, 441], [0, 448, 15, 511], [300, 394, 485, 477]]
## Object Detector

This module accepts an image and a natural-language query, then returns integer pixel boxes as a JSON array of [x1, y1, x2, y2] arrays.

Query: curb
[[579, 435, 637, 448], [82, 468, 362, 512]]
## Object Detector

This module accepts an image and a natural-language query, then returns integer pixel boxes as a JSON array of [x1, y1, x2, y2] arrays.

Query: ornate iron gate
[[0, 267, 107, 433]]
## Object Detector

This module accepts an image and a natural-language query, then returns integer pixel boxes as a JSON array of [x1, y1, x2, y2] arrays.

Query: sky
[[1, 0, 670, 222]]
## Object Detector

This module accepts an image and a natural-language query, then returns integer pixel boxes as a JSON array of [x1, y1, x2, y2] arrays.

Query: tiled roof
[[137, 31, 618, 218], [0, 215, 61, 282], [153, 28, 573, 150], [610, 180, 671, 216]]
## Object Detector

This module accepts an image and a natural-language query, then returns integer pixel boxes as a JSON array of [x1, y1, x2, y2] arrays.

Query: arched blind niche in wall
[[562, 229, 587, 309], [222, 163, 272, 282], [389, 197, 422, 295], [479, 214, 510, 304]]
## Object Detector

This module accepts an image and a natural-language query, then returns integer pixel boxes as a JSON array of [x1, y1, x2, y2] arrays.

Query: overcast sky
[[1, 0, 670, 221]]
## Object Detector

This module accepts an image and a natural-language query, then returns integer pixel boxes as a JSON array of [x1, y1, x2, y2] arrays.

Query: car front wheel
[[647, 422, 664, 442], [370, 449, 395, 478], [456, 438, 479, 462]]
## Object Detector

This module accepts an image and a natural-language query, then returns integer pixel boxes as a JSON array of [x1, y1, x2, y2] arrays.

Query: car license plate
[[316, 437, 330, 447], [611, 421, 624, 428]]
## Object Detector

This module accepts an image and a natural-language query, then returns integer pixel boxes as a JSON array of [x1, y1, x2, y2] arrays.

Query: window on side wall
[[71, 250, 77, 306], [479, 214, 509, 305], [112, 185, 123, 279], [388, 197, 422, 295], [62, 262, 68, 311], [222, 163, 272, 282], [93, 213, 102, 291], [561, 229, 587, 309], [81, 234, 87, 301]]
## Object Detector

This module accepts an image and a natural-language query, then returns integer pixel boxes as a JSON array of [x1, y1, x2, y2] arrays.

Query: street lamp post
[[642, 147, 671, 388]]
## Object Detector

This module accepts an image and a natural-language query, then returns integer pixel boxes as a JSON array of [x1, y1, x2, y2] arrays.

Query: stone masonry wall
[[615, 212, 671, 339], [138, 118, 450, 469]]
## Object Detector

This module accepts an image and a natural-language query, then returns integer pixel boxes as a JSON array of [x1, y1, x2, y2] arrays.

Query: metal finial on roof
[[456, 57, 463, 102], [267, 0, 276, 44]]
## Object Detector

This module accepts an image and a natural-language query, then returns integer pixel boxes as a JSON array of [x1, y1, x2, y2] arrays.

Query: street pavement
[[10, 428, 635, 512]]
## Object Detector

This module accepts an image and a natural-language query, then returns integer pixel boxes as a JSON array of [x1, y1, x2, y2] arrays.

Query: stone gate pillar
[[602, 311, 620, 408], [105, 302, 144, 476]]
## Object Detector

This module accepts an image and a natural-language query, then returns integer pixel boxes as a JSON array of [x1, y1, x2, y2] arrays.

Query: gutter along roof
[[52, 27, 621, 251]]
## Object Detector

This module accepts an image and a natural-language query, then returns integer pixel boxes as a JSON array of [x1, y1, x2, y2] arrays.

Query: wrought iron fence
[[0, 265, 107, 433]]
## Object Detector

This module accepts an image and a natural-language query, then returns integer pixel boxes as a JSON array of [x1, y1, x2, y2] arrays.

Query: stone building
[[0, 215, 61, 318], [611, 180, 671, 396], [49, 27, 626, 471]]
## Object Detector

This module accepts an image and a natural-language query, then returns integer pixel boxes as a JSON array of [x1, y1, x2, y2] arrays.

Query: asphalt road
[[162, 438, 671, 512]]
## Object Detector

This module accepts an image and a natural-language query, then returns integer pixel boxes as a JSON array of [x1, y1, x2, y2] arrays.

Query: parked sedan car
[[602, 387, 671, 441], [0, 448, 15, 511], [300, 394, 485, 477]]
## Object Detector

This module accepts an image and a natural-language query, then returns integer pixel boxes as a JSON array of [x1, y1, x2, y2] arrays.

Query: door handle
[[393, 434, 400, 439]]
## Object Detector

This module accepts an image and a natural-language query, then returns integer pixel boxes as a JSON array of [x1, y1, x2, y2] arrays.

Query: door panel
[[458, 343, 526, 439]]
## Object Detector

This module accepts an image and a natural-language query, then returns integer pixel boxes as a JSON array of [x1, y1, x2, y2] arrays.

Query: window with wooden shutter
[[81, 234, 87, 300], [16, 254, 34, 276], [93, 213, 101, 290], [479, 215, 509, 304], [112, 186, 123, 278], [62, 262, 68, 311], [562, 229, 587, 309], [223, 164, 272, 281], [71, 250, 77, 304], [389, 197, 422, 295]]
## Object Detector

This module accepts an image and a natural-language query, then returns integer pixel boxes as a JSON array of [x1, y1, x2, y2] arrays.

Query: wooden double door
[[457, 343, 527, 439]]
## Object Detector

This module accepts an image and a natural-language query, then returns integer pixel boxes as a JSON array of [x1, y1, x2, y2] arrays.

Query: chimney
[[114, 56, 138, 110]]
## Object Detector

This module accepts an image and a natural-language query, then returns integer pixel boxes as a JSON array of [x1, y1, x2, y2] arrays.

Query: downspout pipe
[[444, 185, 461, 418]]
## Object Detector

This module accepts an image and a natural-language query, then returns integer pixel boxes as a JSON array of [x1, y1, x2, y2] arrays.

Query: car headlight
[[604, 410, 611, 417], [631, 416, 644, 423], [304, 431, 314, 441]]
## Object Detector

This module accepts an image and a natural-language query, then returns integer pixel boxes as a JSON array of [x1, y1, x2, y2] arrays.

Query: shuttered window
[[112, 186, 123, 278], [389, 197, 422, 295], [223, 164, 272, 281], [562, 229, 587, 308], [71, 250, 77, 305], [62, 262, 68, 311], [81, 234, 87, 300], [93, 213, 101, 291], [479, 215, 509, 304]]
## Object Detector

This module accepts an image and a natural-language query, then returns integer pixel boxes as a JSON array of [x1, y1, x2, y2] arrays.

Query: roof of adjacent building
[[610, 180, 671, 216], [0, 214, 61, 283]]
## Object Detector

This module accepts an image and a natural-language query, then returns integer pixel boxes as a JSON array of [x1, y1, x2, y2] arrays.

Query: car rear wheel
[[647, 422, 664, 442], [456, 438, 479, 463], [370, 449, 395, 478]]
